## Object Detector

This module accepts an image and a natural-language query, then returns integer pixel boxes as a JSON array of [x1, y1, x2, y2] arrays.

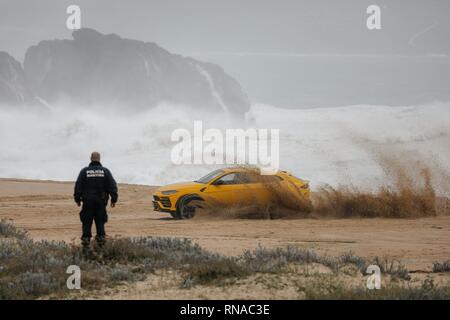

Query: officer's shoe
[[81, 237, 92, 255], [95, 235, 106, 249], [81, 237, 91, 247]]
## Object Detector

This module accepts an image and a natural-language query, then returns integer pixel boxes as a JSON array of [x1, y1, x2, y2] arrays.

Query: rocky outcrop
[[23, 28, 249, 114], [0, 52, 30, 106]]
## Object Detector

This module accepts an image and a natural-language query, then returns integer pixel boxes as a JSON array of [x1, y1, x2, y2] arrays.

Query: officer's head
[[91, 152, 101, 162]]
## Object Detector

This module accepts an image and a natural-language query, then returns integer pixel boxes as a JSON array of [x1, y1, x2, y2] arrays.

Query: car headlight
[[161, 190, 178, 195]]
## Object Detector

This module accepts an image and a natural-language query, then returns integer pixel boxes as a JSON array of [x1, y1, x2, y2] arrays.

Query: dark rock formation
[[0, 52, 30, 106], [23, 28, 249, 114]]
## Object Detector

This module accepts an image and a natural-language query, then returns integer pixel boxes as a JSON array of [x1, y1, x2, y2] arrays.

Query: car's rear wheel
[[177, 195, 197, 219]]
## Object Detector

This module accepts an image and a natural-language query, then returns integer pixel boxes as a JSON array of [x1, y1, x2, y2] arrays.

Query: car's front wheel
[[176, 195, 198, 219], [170, 211, 181, 219]]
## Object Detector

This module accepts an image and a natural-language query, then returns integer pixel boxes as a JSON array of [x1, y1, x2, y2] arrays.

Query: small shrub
[[337, 251, 367, 270], [108, 265, 143, 282], [185, 257, 249, 285], [432, 261, 450, 273], [180, 276, 194, 289], [368, 257, 410, 280], [0, 220, 28, 239], [16, 272, 60, 296], [242, 246, 341, 273]]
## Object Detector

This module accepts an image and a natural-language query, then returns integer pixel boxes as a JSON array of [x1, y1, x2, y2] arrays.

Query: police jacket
[[74, 161, 118, 204]]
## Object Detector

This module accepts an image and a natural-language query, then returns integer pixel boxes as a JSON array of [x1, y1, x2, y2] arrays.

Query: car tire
[[177, 195, 198, 219], [170, 211, 181, 219]]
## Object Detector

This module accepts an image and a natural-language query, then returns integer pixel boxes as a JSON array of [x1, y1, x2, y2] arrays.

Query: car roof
[[221, 167, 280, 175], [222, 167, 253, 172]]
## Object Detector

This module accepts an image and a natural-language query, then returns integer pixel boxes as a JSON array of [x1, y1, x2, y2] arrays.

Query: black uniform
[[74, 161, 118, 245]]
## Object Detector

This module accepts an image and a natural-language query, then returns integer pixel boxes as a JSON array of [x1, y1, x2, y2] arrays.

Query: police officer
[[74, 152, 118, 249]]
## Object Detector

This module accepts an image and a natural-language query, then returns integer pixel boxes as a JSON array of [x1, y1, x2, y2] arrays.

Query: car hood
[[156, 181, 203, 192]]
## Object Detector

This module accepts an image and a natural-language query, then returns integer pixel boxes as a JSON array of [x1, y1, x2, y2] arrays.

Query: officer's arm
[[74, 169, 85, 204], [106, 169, 118, 204]]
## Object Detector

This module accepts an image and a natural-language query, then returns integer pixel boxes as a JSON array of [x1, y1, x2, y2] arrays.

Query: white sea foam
[[0, 102, 449, 191]]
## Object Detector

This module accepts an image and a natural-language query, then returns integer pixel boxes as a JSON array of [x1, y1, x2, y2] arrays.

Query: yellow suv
[[152, 167, 310, 219]]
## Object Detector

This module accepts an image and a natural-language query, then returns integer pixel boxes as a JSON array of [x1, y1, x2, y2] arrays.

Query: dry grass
[[297, 276, 450, 300], [1, 220, 449, 299], [433, 261, 450, 273]]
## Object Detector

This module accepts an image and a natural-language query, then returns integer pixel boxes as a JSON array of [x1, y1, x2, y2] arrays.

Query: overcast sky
[[2, 0, 449, 107], [1, 0, 450, 61]]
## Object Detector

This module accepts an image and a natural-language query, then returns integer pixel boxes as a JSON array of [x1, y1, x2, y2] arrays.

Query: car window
[[213, 173, 238, 185], [195, 169, 224, 184]]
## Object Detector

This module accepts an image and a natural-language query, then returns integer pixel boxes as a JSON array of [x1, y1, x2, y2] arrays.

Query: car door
[[202, 172, 246, 207]]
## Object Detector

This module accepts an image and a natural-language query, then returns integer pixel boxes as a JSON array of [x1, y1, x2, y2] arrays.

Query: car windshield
[[194, 169, 224, 184]]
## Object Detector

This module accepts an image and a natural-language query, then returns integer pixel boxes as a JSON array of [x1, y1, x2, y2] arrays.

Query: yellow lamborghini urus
[[152, 167, 310, 219]]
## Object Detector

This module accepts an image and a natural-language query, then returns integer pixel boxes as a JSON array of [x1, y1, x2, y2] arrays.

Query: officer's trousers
[[79, 198, 108, 241]]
